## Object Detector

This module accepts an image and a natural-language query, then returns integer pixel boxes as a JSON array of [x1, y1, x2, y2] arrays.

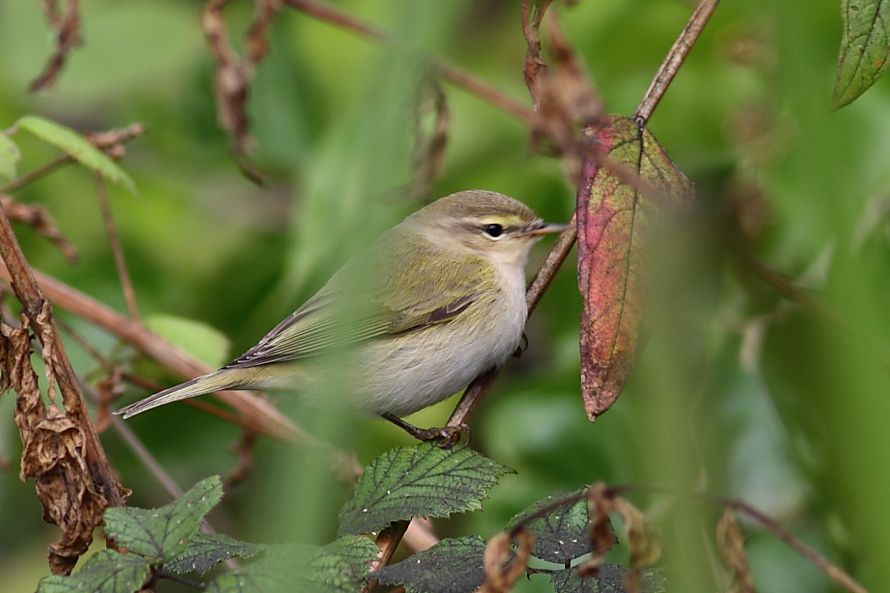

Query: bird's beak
[[524, 220, 568, 236]]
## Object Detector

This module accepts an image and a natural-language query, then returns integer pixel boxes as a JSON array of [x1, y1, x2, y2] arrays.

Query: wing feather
[[226, 226, 495, 368]]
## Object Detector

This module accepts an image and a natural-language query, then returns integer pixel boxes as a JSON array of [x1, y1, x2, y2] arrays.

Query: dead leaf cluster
[[478, 529, 534, 593]]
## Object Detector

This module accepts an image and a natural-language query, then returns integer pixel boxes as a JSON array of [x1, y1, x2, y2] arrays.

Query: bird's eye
[[483, 223, 504, 238]]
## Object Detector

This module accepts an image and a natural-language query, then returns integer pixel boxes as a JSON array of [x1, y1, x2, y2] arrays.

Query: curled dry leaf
[[577, 116, 693, 420], [716, 509, 757, 593], [578, 482, 616, 577], [521, 0, 602, 181], [479, 530, 534, 593], [30, 0, 83, 92], [1, 315, 108, 574], [0, 195, 77, 263], [202, 0, 279, 180]]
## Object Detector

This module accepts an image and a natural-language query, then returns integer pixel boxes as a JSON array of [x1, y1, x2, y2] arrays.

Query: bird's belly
[[358, 309, 525, 417]]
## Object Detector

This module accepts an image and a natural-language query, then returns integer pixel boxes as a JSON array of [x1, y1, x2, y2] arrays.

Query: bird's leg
[[382, 413, 468, 446]]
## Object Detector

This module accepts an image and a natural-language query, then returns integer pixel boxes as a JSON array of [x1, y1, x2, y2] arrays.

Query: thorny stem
[[95, 175, 140, 321], [282, 0, 536, 125], [635, 0, 721, 125]]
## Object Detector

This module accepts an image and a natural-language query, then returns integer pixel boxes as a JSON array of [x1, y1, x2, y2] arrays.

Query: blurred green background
[[1, 0, 889, 591]]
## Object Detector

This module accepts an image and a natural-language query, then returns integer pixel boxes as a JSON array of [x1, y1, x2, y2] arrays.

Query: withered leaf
[[716, 509, 756, 593], [576, 115, 693, 420], [3, 318, 109, 574], [478, 530, 534, 593]]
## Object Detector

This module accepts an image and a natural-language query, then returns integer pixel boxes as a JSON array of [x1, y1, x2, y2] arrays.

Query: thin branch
[[282, 0, 536, 125], [635, 0, 720, 125], [0, 262, 301, 442], [95, 175, 140, 321]]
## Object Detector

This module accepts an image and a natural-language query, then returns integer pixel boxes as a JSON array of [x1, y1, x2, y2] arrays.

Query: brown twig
[[282, 0, 536, 125], [0, 194, 77, 263], [0, 263, 300, 442], [95, 176, 140, 320], [29, 0, 83, 92], [95, 176, 140, 321], [635, 0, 720, 125]]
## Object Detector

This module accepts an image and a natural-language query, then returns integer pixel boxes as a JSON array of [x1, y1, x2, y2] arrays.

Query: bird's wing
[[225, 229, 496, 368]]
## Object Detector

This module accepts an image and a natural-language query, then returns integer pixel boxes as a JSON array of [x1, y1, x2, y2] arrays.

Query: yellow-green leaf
[[16, 115, 135, 192], [833, 0, 890, 108]]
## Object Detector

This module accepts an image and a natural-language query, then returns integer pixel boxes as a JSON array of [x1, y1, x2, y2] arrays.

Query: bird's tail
[[114, 370, 243, 419]]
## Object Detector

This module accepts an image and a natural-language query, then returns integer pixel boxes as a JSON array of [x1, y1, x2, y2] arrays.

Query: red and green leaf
[[576, 116, 693, 421]]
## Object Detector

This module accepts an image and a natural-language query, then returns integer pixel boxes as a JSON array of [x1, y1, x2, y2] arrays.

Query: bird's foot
[[382, 413, 468, 447]]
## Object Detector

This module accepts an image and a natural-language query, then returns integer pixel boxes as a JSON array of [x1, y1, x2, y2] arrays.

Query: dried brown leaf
[[576, 116, 693, 421], [613, 497, 661, 593], [716, 509, 757, 593], [246, 0, 281, 63], [30, 0, 83, 92], [2, 315, 110, 574], [479, 530, 534, 593], [577, 482, 616, 577], [0, 195, 76, 263]]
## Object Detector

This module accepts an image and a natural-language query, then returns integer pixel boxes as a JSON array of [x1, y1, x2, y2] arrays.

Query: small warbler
[[115, 190, 564, 437]]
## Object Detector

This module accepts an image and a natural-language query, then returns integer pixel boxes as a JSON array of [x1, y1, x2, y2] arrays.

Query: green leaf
[[508, 488, 597, 563], [374, 536, 485, 593], [551, 566, 666, 593], [36, 550, 150, 593], [207, 537, 378, 593], [165, 532, 265, 575], [834, 0, 890, 108], [104, 475, 223, 563], [15, 115, 135, 192], [338, 442, 513, 536], [0, 134, 19, 180], [145, 314, 231, 369]]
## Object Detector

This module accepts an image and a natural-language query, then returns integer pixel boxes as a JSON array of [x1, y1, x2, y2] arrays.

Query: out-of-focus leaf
[[36, 550, 150, 593], [374, 536, 486, 593], [207, 537, 377, 593], [338, 442, 513, 536], [576, 115, 693, 421], [0, 134, 20, 180], [507, 489, 593, 563], [15, 116, 135, 192], [551, 565, 666, 593], [833, 0, 890, 108], [104, 476, 223, 562], [165, 532, 265, 575], [144, 314, 231, 369]]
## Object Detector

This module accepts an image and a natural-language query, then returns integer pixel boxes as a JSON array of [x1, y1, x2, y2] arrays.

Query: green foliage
[[206, 537, 378, 593], [550, 566, 665, 593], [833, 0, 890, 107], [165, 532, 265, 576], [374, 536, 486, 593], [144, 313, 231, 369], [508, 488, 594, 563], [0, 133, 19, 180], [14, 115, 135, 192], [338, 442, 513, 536], [36, 551, 150, 593], [103, 475, 223, 562]]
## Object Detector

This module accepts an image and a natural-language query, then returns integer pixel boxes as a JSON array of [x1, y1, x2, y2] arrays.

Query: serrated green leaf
[[508, 488, 596, 563], [550, 566, 666, 593], [834, 0, 890, 108], [36, 550, 150, 593], [338, 442, 513, 536], [0, 134, 19, 180], [207, 537, 377, 593], [374, 536, 485, 593], [104, 475, 223, 562], [165, 532, 265, 575], [15, 115, 135, 192], [145, 314, 231, 369]]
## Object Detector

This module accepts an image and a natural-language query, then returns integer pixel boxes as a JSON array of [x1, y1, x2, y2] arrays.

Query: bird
[[115, 190, 565, 439]]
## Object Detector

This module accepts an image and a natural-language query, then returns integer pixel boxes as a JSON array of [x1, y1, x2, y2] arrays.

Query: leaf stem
[[635, 0, 721, 125], [95, 174, 140, 321]]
